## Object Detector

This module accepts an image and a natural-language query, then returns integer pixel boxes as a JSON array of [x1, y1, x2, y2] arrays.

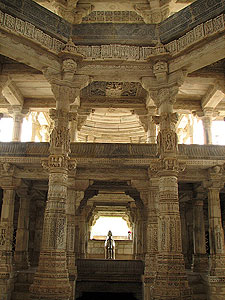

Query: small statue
[[105, 230, 115, 259]]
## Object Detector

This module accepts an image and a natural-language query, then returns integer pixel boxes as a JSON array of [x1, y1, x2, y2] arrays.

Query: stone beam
[[201, 84, 225, 110], [2, 80, 24, 107], [0, 30, 61, 72], [169, 34, 225, 74], [24, 98, 55, 110]]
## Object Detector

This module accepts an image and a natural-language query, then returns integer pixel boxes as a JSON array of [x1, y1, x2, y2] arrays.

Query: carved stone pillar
[[78, 213, 87, 259], [143, 176, 159, 300], [14, 187, 30, 269], [201, 109, 213, 145], [30, 40, 89, 300], [66, 188, 77, 300], [41, 125, 50, 142], [134, 208, 144, 260], [142, 62, 191, 299], [12, 111, 24, 142], [192, 191, 208, 272], [31, 112, 39, 142], [147, 116, 157, 143], [32, 199, 45, 267], [0, 172, 19, 300], [206, 166, 225, 300], [179, 201, 189, 268], [69, 119, 78, 142]]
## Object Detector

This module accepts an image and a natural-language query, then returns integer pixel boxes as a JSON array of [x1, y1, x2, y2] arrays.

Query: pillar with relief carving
[[14, 186, 31, 270], [192, 196, 208, 272], [12, 110, 24, 142], [32, 199, 45, 267], [143, 176, 159, 300], [30, 39, 90, 300], [206, 166, 225, 300], [0, 166, 20, 300], [201, 109, 213, 145], [142, 59, 191, 299], [66, 188, 77, 300]]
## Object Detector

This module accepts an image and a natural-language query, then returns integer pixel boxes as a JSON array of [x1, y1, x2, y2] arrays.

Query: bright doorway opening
[[90, 216, 132, 240]]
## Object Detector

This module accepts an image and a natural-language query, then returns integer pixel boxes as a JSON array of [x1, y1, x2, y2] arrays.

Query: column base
[[208, 276, 225, 300], [0, 272, 15, 300], [192, 254, 208, 272], [209, 254, 225, 276], [151, 254, 192, 300], [29, 250, 71, 300], [142, 275, 154, 300]]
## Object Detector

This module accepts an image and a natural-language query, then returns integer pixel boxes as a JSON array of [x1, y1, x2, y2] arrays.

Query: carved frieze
[[0, 9, 224, 62], [81, 81, 145, 99], [82, 11, 144, 23]]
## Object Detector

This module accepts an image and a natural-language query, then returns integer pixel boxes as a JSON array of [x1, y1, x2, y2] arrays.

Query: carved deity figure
[[105, 230, 115, 259]]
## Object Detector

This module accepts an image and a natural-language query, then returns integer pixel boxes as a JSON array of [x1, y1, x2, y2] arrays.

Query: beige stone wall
[[87, 240, 133, 259]]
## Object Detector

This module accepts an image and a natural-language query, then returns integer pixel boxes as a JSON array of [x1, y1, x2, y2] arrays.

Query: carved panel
[[81, 81, 145, 98]]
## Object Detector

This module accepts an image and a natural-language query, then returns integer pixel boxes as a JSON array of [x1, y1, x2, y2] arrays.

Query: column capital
[[203, 165, 224, 190], [149, 158, 186, 177], [141, 68, 187, 107], [0, 163, 21, 188]]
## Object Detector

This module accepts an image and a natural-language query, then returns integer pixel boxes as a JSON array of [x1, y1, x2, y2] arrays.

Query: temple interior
[[0, 0, 225, 300]]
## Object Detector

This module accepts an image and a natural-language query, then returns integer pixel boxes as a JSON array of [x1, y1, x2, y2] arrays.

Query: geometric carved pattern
[[82, 11, 144, 23]]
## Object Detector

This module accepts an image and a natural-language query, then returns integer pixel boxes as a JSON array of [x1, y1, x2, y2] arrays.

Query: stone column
[[78, 214, 87, 259], [142, 61, 191, 300], [69, 119, 78, 142], [201, 109, 213, 145], [31, 112, 39, 142], [206, 166, 225, 300], [66, 188, 77, 300], [30, 40, 89, 300], [14, 187, 30, 269], [192, 187, 208, 272], [179, 201, 189, 268], [33, 199, 45, 266], [134, 208, 144, 260], [0, 172, 19, 300], [146, 107, 157, 143], [143, 176, 159, 300], [192, 199, 208, 272], [12, 111, 24, 142], [41, 125, 50, 142]]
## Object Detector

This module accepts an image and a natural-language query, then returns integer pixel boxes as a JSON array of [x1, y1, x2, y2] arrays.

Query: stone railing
[[0, 1, 224, 61], [0, 142, 225, 161]]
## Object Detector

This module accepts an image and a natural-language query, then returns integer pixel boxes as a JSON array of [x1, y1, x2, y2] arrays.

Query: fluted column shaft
[[14, 189, 30, 269]]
